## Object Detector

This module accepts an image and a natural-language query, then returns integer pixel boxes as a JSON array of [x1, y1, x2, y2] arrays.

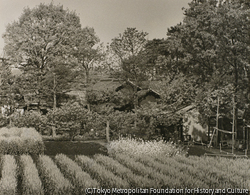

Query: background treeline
[[0, 0, 249, 140]]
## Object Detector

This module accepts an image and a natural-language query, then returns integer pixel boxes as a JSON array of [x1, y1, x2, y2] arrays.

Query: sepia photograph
[[0, 0, 249, 194]]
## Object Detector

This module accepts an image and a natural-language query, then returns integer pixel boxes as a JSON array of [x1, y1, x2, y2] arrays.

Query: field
[[0, 153, 249, 194], [0, 131, 249, 194]]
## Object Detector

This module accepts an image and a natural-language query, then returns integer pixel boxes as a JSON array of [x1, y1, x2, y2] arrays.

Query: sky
[[0, 0, 191, 57]]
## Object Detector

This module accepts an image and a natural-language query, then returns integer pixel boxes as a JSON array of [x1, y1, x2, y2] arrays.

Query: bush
[[55, 154, 99, 194], [0, 127, 44, 155], [19, 155, 44, 195], [12, 111, 48, 134], [0, 155, 17, 194], [36, 155, 72, 195], [46, 102, 89, 140], [107, 137, 188, 158]]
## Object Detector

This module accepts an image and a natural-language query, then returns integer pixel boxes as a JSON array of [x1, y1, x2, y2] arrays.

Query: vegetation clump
[[107, 137, 188, 158], [0, 127, 44, 155]]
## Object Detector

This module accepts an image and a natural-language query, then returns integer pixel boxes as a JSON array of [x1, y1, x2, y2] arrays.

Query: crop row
[[0, 154, 248, 194]]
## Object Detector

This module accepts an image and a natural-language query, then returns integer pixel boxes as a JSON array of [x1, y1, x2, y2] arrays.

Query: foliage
[[94, 154, 155, 188], [129, 153, 206, 188], [46, 102, 89, 140], [113, 153, 177, 188], [86, 89, 129, 108], [166, 0, 250, 121], [36, 155, 72, 195], [0, 59, 24, 118], [0, 127, 44, 155], [110, 28, 149, 109], [110, 27, 148, 61], [55, 154, 99, 194], [19, 155, 44, 195], [3, 3, 82, 107], [11, 110, 48, 133], [75, 155, 130, 188], [71, 27, 103, 84], [107, 137, 187, 158], [0, 154, 248, 191], [0, 155, 17, 195]]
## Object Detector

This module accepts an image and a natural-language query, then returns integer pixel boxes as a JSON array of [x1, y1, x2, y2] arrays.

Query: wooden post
[[215, 97, 220, 147], [106, 120, 110, 143]]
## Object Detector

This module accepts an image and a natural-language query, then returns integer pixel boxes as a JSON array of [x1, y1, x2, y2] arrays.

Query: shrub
[[75, 155, 129, 188], [55, 154, 99, 194], [19, 155, 44, 195], [0, 155, 17, 194], [0, 127, 44, 155], [12, 110, 48, 134], [36, 155, 72, 195], [46, 102, 89, 140], [107, 137, 187, 158]]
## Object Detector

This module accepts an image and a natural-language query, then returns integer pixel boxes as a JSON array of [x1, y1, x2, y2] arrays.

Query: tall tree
[[2, 3, 81, 109], [110, 27, 148, 63], [71, 27, 102, 85], [167, 0, 250, 127], [110, 28, 149, 109]]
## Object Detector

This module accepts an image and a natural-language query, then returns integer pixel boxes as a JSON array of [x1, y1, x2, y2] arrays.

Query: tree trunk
[[106, 120, 110, 143], [133, 82, 138, 128], [52, 73, 57, 137], [85, 70, 89, 85], [53, 73, 57, 110]]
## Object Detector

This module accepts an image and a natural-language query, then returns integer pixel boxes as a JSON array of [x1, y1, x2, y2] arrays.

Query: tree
[[110, 28, 149, 111], [110, 27, 148, 62], [71, 27, 103, 85], [46, 102, 89, 140], [166, 0, 250, 127], [0, 58, 24, 124], [42, 63, 73, 109], [2, 3, 81, 110]]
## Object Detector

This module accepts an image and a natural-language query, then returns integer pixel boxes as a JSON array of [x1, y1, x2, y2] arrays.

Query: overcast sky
[[0, 0, 191, 56]]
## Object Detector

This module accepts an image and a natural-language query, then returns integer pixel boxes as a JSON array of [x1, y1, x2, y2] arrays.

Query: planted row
[[19, 155, 44, 195], [55, 154, 99, 194], [0, 155, 17, 194], [94, 154, 155, 188], [113, 153, 179, 188], [75, 155, 129, 188], [127, 153, 208, 188], [36, 155, 72, 195]]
